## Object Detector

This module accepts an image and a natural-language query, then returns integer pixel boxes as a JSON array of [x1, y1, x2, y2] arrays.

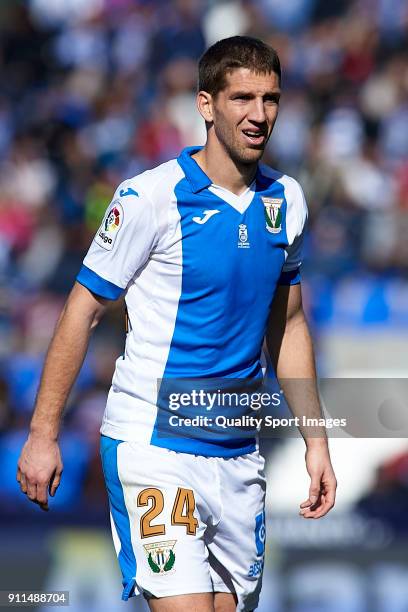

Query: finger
[[321, 494, 335, 513], [324, 481, 337, 507], [36, 476, 50, 511], [36, 499, 49, 512], [36, 479, 49, 506], [300, 493, 324, 516], [26, 477, 49, 511], [20, 474, 27, 494], [300, 490, 322, 512], [300, 508, 323, 518], [312, 497, 335, 519], [301, 495, 334, 519], [49, 471, 62, 497], [16, 467, 21, 483], [304, 506, 330, 519], [308, 475, 321, 506], [28, 496, 49, 512], [300, 507, 322, 517], [26, 480, 37, 502], [304, 481, 336, 517]]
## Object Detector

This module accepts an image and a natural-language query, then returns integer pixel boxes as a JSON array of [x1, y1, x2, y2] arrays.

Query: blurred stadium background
[[0, 0, 407, 610]]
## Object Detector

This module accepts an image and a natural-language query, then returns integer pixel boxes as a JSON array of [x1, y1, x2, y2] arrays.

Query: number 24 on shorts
[[137, 487, 198, 538]]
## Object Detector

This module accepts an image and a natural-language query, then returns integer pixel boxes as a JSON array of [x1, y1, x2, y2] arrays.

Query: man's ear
[[196, 90, 214, 123]]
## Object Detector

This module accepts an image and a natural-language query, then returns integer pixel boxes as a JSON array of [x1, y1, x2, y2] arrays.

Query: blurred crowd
[[0, 0, 407, 518]]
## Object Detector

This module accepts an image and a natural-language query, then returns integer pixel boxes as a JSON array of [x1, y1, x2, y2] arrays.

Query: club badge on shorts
[[95, 200, 124, 251], [143, 540, 177, 575], [262, 197, 283, 234]]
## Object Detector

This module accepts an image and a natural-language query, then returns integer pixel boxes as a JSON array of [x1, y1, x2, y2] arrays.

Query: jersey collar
[[177, 146, 212, 193], [178, 145, 268, 194]]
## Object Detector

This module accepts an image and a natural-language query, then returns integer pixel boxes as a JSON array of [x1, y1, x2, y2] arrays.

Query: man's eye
[[265, 96, 280, 104]]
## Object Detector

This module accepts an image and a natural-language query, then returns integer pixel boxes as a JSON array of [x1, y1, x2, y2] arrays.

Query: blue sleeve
[[76, 265, 124, 300]]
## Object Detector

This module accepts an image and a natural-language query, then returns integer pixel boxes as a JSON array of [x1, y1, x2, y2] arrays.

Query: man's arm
[[265, 283, 337, 519], [16, 282, 110, 511]]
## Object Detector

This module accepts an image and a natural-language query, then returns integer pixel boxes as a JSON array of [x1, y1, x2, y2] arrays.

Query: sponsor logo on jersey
[[248, 559, 264, 578], [238, 223, 250, 248], [143, 540, 177, 575], [119, 187, 139, 197], [192, 209, 220, 224], [255, 510, 266, 556], [262, 197, 283, 234], [248, 510, 265, 577], [95, 200, 124, 251]]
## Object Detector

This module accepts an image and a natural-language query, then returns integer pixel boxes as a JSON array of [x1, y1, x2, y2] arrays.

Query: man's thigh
[[146, 592, 237, 612], [147, 592, 214, 612]]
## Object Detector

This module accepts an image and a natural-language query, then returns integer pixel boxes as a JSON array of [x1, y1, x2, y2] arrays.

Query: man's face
[[210, 68, 281, 165]]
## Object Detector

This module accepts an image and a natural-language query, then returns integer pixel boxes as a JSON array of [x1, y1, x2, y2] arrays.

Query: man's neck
[[192, 140, 258, 196]]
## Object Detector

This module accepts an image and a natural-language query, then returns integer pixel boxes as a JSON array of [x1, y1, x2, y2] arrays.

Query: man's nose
[[247, 99, 266, 123]]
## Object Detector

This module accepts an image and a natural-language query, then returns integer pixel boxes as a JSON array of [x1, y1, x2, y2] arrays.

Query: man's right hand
[[15, 284, 107, 512], [16, 433, 63, 512]]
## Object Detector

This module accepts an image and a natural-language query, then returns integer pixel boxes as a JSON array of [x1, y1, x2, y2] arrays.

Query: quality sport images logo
[[95, 200, 124, 251]]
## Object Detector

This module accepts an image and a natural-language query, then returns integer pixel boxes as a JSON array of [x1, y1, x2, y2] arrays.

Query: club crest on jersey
[[262, 197, 283, 234], [144, 540, 177, 575], [238, 223, 250, 248], [95, 200, 124, 251]]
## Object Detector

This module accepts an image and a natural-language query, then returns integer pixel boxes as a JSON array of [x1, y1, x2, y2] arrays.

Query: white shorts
[[100, 435, 266, 612]]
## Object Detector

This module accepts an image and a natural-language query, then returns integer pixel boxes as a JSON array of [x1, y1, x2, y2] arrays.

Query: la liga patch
[[95, 200, 124, 251]]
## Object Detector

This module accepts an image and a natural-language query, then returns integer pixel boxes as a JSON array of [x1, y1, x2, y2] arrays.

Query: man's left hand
[[299, 444, 337, 519]]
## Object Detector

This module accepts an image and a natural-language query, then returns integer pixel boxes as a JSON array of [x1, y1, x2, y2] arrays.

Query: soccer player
[[17, 36, 337, 612]]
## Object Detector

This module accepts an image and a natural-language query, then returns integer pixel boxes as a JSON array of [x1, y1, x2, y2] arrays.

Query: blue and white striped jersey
[[76, 146, 308, 457]]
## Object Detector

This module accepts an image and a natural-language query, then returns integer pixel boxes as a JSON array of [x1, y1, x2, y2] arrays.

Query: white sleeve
[[76, 180, 158, 299], [279, 179, 308, 285]]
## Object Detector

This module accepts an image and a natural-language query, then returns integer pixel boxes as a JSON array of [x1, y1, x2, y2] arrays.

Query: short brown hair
[[198, 36, 281, 96]]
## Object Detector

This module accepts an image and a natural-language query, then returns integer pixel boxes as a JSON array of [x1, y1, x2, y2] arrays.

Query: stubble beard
[[215, 122, 265, 168]]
